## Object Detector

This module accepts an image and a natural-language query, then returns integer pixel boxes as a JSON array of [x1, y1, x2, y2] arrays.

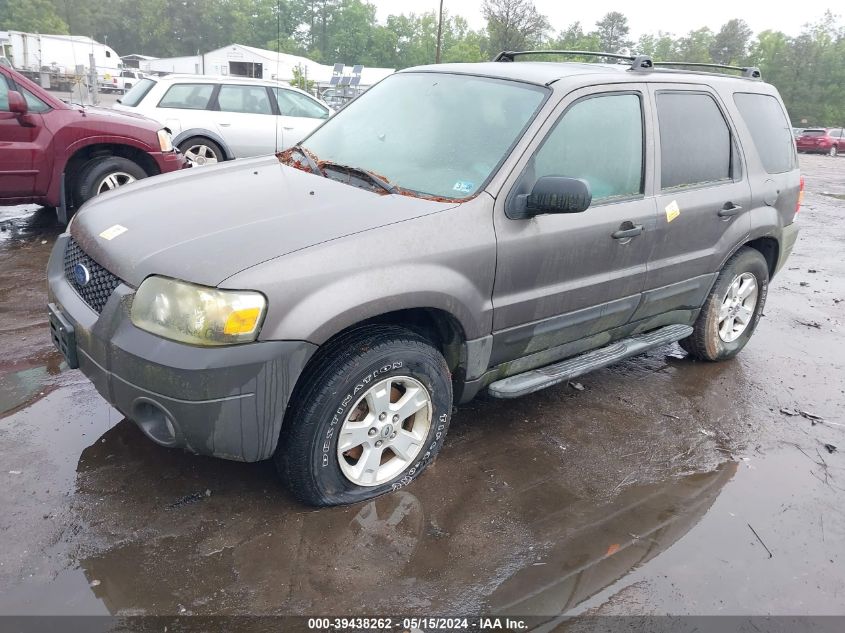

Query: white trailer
[[0, 30, 122, 89]]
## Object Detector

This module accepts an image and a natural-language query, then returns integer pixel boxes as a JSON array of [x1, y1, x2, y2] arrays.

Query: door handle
[[282, 126, 295, 131], [718, 202, 743, 217], [612, 223, 643, 240], [218, 122, 231, 127]]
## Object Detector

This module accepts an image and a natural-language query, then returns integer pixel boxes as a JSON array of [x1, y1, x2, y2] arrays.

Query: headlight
[[157, 128, 174, 152], [131, 276, 266, 346]]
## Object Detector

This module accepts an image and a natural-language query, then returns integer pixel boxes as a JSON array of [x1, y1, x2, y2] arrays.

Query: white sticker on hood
[[99, 225, 128, 240]]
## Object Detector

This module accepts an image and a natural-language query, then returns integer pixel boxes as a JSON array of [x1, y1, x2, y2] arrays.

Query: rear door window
[[216, 85, 273, 114], [158, 83, 214, 110], [733, 92, 796, 173], [657, 92, 732, 189], [530, 92, 644, 203]]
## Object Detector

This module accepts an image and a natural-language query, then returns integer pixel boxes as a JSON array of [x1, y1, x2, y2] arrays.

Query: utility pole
[[435, 0, 444, 64]]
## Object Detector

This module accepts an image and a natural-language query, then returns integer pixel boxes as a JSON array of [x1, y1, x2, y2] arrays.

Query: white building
[[141, 44, 394, 88]]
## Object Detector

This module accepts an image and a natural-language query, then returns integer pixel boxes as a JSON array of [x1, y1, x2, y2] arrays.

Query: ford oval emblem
[[73, 263, 91, 287]]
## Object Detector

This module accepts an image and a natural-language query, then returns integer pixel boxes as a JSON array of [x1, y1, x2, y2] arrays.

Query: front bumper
[[47, 234, 316, 462], [151, 150, 190, 174], [796, 144, 830, 153]]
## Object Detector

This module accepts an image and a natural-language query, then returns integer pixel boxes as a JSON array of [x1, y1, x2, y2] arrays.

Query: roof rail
[[494, 50, 653, 71], [652, 61, 762, 79], [493, 50, 762, 79]]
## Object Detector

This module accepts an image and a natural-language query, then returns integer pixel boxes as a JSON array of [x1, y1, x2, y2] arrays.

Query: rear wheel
[[276, 326, 453, 507], [681, 247, 769, 361], [73, 156, 148, 206], [178, 137, 223, 166], [830, 146, 838, 157]]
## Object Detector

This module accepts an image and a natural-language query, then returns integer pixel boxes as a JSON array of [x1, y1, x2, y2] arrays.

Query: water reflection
[[73, 418, 736, 616]]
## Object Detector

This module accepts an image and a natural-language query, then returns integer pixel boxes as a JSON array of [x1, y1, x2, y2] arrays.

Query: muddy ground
[[0, 154, 843, 624]]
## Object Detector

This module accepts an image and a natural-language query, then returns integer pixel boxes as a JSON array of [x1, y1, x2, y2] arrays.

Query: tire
[[830, 146, 838, 157], [680, 247, 769, 361], [276, 325, 453, 507], [177, 137, 224, 166], [73, 156, 148, 206]]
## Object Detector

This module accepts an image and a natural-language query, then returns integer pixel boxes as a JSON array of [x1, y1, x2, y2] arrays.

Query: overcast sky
[[369, 1, 839, 38]]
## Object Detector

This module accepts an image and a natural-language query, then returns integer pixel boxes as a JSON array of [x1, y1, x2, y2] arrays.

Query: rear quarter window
[[733, 93, 796, 174]]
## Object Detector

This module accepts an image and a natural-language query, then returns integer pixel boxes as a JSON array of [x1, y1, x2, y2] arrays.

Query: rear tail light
[[796, 175, 805, 214]]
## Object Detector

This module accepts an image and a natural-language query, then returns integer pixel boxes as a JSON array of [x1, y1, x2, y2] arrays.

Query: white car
[[113, 74, 332, 165]]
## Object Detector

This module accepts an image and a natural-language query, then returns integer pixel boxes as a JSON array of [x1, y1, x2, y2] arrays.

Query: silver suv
[[47, 52, 801, 506]]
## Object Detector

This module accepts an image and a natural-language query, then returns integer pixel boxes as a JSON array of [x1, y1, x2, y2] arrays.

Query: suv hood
[[71, 156, 459, 287], [72, 105, 161, 130]]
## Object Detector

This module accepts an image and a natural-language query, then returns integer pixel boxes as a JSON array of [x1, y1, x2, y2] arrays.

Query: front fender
[[270, 263, 488, 345], [221, 197, 498, 346]]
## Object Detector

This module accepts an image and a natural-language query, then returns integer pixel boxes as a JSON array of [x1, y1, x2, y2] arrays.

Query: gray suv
[[47, 52, 801, 506]]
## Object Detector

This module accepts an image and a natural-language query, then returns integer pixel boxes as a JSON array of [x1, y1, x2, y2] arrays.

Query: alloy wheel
[[183, 144, 219, 166], [718, 272, 758, 343], [337, 376, 432, 487], [96, 171, 137, 194]]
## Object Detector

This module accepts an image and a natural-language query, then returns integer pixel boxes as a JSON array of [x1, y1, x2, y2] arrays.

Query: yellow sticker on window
[[665, 200, 680, 223], [99, 224, 128, 240]]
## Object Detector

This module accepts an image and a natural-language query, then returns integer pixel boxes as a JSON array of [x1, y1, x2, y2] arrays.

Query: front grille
[[64, 238, 125, 313]]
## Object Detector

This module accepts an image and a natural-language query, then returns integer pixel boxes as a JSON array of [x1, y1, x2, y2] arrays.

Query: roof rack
[[493, 50, 762, 79], [651, 62, 761, 79], [494, 50, 653, 70]]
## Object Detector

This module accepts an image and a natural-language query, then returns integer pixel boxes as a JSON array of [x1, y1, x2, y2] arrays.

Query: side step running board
[[487, 324, 693, 399]]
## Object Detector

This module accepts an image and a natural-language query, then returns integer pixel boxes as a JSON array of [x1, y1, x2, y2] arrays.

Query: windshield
[[802, 129, 826, 136], [300, 72, 548, 199], [120, 77, 156, 107]]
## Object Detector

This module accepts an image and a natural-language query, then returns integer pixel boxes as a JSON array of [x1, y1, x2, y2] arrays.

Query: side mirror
[[511, 176, 592, 219], [8, 91, 28, 116]]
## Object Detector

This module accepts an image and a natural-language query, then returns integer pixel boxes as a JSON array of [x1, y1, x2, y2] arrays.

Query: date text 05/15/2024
[[306, 617, 528, 631]]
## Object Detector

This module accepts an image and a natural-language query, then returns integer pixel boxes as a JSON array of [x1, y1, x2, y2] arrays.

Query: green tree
[[676, 27, 715, 62], [549, 22, 602, 53], [1, 0, 69, 33], [709, 18, 753, 65], [594, 11, 632, 52], [636, 31, 677, 60], [482, 0, 550, 55]]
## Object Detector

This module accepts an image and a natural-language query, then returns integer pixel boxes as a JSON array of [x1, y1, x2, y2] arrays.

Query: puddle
[[0, 206, 61, 245], [0, 355, 65, 417], [0, 402, 743, 616]]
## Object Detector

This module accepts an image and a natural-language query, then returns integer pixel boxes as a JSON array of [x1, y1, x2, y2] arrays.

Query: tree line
[[2, 0, 844, 125]]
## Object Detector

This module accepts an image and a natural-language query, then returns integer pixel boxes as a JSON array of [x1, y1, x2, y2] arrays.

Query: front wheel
[[830, 146, 839, 157], [73, 156, 148, 206], [178, 137, 223, 166], [276, 326, 453, 506], [681, 247, 769, 361]]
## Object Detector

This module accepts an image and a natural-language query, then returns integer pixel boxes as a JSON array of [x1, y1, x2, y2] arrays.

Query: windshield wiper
[[320, 162, 397, 195], [291, 144, 323, 177]]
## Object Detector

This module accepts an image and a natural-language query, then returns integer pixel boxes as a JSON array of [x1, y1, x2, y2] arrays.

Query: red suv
[[0, 64, 187, 222], [796, 128, 845, 157]]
